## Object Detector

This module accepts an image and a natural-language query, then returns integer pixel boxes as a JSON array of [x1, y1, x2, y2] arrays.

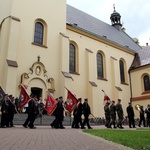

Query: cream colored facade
[[130, 65, 150, 117], [0, 0, 149, 118]]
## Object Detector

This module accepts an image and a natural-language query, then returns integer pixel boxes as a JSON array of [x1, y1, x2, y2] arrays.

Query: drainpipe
[[0, 16, 11, 27], [128, 70, 133, 103]]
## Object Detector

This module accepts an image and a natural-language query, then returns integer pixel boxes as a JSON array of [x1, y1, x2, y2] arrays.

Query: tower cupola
[[110, 4, 122, 31]]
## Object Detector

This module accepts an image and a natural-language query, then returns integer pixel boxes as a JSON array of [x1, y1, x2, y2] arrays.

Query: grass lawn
[[83, 128, 150, 150]]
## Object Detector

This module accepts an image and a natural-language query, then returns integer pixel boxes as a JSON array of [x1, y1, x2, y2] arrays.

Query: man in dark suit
[[126, 102, 135, 128], [54, 96, 65, 129], [145, 104, 150, 127], [138, 105, 145, 127], [82, 98, 92, 129], [8, 95, 17, 127], [23, 94, 37, 129], [1, 94, 9, 128], [75, 98, 83, 128], [71, 106, 78, 128]]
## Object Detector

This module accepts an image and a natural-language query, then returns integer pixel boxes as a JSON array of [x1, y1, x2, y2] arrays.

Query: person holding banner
[[71, 106, 78, 128], [104, 103, 111, 128], [23, 94, 37, 129], [75, 98, 84, 129], [50, 98, 58, 128]]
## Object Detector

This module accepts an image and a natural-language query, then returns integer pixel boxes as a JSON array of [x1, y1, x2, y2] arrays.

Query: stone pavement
[[0, 125, 134, 150]]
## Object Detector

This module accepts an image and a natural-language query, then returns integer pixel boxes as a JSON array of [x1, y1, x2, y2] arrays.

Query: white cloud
[[138, 29, 150, 46]]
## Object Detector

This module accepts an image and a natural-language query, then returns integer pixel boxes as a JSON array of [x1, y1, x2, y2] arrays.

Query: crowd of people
[[50, 97, 92, 129], [0, 93, 46, 128], [1, 93, 150, 129], [0, 94, 18, 128], [71, 98, 92, 129], [0, 93, 93, 129], [104, 99, 150, 129]]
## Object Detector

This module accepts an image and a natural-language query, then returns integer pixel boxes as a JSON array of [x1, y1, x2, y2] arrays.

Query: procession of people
[[0, 88, 150, 129], [103, 98, 150, 129]]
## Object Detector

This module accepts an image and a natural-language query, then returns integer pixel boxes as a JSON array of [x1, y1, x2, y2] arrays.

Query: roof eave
[[129, 64, 150, 72], [66, 23, 136, 55]]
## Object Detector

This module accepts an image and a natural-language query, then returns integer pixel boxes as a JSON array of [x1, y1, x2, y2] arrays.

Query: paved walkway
[[0, 125, 134, 150]]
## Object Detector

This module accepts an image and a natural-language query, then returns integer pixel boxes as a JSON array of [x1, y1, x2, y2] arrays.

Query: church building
[[0, 0, 149, 118]]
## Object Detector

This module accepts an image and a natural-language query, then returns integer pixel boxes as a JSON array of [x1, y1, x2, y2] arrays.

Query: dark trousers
[[51, 116, 56, 127], [23, 113, 36, 128], [117, 114, 123, 127], [54, 115, 64, 128], [110, 114, 116, 127], [128, 116, 135, 128], [146, 116, 150, 127], [1, 113, 9, 127], [8, 112, 15, 127], [72, 115, 77, 128], [105, 115, 110, 127], [82, 115, 91, 128], [139, 116, 145, 127], [75, 114, 83, 128]]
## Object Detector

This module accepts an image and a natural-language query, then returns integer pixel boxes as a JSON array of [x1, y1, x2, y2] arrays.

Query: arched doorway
[[28, 78, 47, 100], [31, 87, 42, 100]]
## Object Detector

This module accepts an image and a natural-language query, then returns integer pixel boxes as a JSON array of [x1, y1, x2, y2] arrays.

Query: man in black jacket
[[23, 94, 37, 129], [145, 104, 150, 127], [138, 105, 145, 127], [82, 98, 92, 129], [8, 95, 17, 127], [1, 94, 9, 128], [54, 96, 65, 129], [75, 98, 83, 128], [126, 102, 135, 128]]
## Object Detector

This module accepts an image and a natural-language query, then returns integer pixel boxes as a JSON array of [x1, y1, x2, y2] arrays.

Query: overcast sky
[[67, 0, 150, 46]]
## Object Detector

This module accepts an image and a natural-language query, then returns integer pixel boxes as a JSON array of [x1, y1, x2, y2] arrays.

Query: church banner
[[66, 90, 78, 113], [45, 92, 58, 115], [20, 84, 30, 109]]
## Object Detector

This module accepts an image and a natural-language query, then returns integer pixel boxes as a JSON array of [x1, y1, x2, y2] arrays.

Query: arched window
[[69, 43, 76, 73], [97, 53, 104, 78], [34, 22, 44, 45], [119, 60, 125, 83], [143, 75, 150, 91]]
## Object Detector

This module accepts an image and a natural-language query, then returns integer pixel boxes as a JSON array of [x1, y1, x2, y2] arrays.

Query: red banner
[[66, 90, 78, 113], [103, 95, 111, 105], [20, 84, 30, 109], [45, 93, 58, 115]]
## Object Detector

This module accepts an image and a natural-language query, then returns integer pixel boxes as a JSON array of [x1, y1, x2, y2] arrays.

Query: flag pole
[[41, 114, 48, 121], [90, 113, 98, 124], [64, 86, 69, 91], [90, 113, 96, 120], [101, 89, 106, 95]]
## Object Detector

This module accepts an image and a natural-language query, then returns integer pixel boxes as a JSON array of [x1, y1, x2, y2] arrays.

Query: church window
[[34, 22, 44, 45], [69, 43, 76, 73], [143, 75, 150, 91], [119, 60, 125, 83], [97, 53, 104, 78]]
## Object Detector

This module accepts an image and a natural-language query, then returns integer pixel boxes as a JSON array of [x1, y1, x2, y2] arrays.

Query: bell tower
[[110, 4, 122, 31]]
